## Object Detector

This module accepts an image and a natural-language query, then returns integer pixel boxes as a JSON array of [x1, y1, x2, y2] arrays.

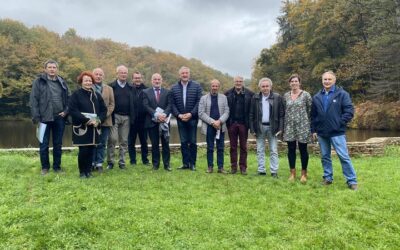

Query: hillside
[[0, 19, 233, 117]]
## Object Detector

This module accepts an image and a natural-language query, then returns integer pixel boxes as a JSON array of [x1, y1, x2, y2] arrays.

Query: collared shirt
[[322, 85, 336, 112], [181, 81, 188, 108], [261, 93, 270, 123], [117, 79, 126, 88], [153, 87, 161, 102], [94, 83, 103, 95]]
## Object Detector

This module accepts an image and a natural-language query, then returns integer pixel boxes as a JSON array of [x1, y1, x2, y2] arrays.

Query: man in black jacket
[[170, 66, 202, 171], [30, 59, 69, 175], [143, 73, 172, 171], [107, 65, 136, 169], [128, 71, 149, 166], [249, 77, 284, 178], [225, 76, 254, 175]]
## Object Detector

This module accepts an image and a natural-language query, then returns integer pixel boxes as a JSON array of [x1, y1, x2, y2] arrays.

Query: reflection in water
[[0, 120, 399, 148]]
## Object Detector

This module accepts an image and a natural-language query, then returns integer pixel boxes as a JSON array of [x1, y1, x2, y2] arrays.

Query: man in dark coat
[[224, 76, 254, 175], [143, 73, 172, 171], [29, 59, 69, 175], [128, 71, 149, 166], [249, 77, 284, 178]]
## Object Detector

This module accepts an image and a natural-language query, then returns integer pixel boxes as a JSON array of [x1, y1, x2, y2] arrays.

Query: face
[[322, 73, 336, 91], [179, 68, 190, 83], [93, 69, 104, 84], [81, 75, 93, 91], [234, 77, 243, 90], [289, 77, 300, 91], [45, 63, 58, 78], [132, 73, 142, 86], [151, 74, 162, 88], [210, 81, 220, 95], [117, 67, 128, 82], [259, 80, 272, 95]]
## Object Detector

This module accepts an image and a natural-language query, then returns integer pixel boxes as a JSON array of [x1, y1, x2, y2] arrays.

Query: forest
[[0, 19, 232, 117], [252, 0, 399, 102]]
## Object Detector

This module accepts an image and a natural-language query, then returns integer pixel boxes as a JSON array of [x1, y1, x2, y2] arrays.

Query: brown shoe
[[348, 184, 358, 191], [206, 167, 213, 173], [288, 168, 296, 181], [217, 168, 227, 174], [300, 169, 307, 183]]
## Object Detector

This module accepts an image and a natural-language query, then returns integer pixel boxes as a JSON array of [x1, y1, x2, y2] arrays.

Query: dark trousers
[[40, 116, 65, 170], [78, 145, 95, 175], [148, 125, 170, 168], [92, 126, 110, 166], [227, 123, 248, 171], [128, 121, 149, 164], [177, 119, 198, 166], [206, 125, 224, 169], [287, 141, 309, 170]]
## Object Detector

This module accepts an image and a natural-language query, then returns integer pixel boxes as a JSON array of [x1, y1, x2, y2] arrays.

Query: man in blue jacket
[[311, 71, 358, 190], [171, 66, 202, 171]]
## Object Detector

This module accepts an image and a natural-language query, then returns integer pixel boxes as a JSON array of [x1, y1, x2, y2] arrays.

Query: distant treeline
[[252, 0, 400, 102], [0, 19, 234, 117]]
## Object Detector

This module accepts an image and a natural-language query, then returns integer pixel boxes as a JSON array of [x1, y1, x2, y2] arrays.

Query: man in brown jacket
[[92, 68, 115, 172]]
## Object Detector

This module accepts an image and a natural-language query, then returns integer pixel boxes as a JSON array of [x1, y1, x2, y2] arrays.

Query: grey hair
[[322, 71, 336, 79], [44, 59, 58, 68], [258, 77, 273, 87], [179, 66, 190, 74], [116, 65, 128, 73]]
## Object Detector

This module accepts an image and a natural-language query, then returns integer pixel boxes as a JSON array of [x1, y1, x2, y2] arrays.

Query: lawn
[[0, 147, 399, 249]]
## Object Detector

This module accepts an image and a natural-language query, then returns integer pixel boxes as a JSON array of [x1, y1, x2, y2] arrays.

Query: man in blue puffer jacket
[[311, 71, 358, 190], [170, 66, 202, 171]]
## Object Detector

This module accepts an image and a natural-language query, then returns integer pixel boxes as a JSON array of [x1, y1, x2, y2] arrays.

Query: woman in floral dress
[[283, 74, 312, 183]]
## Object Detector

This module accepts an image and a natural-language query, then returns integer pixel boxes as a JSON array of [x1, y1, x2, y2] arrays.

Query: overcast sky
[[0, 0, 282, 78]]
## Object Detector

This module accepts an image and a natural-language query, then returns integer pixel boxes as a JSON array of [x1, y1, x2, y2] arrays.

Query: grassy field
[[0, 147, 399, 249]]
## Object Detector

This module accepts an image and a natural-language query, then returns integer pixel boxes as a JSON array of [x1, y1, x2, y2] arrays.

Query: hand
[[158, 114, 167, 123], [212, 120, 221, 129], [58, 111, 66, 117], [312, 133, 318, 141]]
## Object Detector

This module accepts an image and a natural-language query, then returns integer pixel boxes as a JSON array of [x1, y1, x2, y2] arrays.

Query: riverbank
[[1, 147, 399, 248], [350, 101, 400, 130]]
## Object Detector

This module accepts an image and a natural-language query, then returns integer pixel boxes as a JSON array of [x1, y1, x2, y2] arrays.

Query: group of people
[[30, 59, 358, 190]]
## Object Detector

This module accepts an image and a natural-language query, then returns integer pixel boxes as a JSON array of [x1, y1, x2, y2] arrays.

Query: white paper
[[36, 122, 47, 143], [216, 129, 221, 139]]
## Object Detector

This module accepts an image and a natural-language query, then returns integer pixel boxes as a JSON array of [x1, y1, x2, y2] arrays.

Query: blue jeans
[[177, 119, 198, 166], [318, 135, 357, 185], [256, 125, 279, 174], [206, 125, 224, 169], [40, 116, 65, 170], [92, 126, 110, 167]]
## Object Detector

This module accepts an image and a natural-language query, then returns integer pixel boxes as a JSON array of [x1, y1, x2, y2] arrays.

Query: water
[[0, 120, 399, 148]]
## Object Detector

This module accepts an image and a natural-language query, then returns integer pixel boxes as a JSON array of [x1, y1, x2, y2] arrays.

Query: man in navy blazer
[[143, 73, 172, 171], [170, 66, 203, 171]]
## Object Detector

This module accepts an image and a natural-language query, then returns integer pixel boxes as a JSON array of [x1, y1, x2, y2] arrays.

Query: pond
[[0, 120, 399, 148]]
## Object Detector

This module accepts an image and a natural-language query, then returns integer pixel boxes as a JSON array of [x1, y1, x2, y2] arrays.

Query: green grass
[[0, 147, 399, 249]]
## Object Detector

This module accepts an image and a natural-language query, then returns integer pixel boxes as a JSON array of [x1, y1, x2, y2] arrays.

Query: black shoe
[[119, 164, 126, 169], [177, 165, 190, 170], [54, 167, 64, 173], [86, 172, 94, 178], [230, 169, 237, 174], [152, 165, 159, 170], [130, 161, 137, 166], [143, 161, 150, 166], [240, 170, 248, 175], [322, 179, 333, 185], [41, 169, 49, 175], [271, 173, 278, 178], [257, 172, 267, 175], [164, 166, 172, 171], [107, 163, 114, 170], [190, 164, 196, 171], [79, 173, 86, 179]]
